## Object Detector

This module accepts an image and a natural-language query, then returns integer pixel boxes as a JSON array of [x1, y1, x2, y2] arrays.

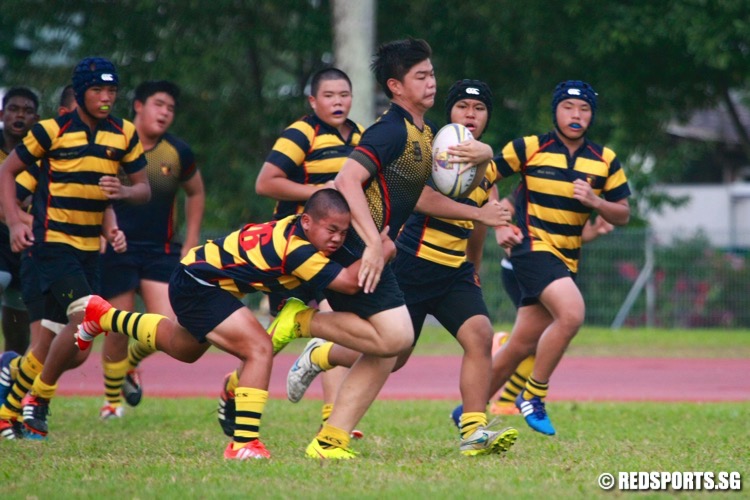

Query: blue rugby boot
[[0, 351, 21, 404], [515, 390, 556, 436], [450, 404, 463, 429]]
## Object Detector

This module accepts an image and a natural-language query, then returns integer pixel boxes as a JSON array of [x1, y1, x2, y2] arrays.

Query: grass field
[[1, 399, 746, 498], [1, 326, 748, 498]]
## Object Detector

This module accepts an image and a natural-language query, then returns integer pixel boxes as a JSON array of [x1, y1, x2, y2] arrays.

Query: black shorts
[[324, 265, 404, 319], [169, 265, 245, 342], [30, 243, 100, 323], [393, 251, 489, 341], [510, 251, 576, 307], [100, 243, 181, 298], [0, 228, 22, 290], [500, 258, 522, 309], [20, 251, 45, 322], [323, 246, 405, 319]]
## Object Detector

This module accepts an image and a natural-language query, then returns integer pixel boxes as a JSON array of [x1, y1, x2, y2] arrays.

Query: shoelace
[[531, 398, 547, 419]]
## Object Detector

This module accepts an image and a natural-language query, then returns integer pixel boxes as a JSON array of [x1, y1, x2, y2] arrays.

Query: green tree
[[2, 0, 749, 230]]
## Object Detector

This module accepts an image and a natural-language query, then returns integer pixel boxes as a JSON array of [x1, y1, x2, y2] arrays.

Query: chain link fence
[[203, 226, 750, 329], [479, 227, 750, 329]]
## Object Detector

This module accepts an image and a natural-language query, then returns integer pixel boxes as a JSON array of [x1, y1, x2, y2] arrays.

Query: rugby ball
[[431, 123, 476, 198]]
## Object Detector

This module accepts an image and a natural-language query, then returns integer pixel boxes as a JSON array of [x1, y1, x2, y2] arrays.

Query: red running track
[[58, 352, 750, 402]]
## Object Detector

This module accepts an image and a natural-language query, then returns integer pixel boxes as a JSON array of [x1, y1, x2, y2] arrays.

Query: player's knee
[[378, 331, 413, 357], [233, 332, 273, 362], [557, 308, 585, 334]]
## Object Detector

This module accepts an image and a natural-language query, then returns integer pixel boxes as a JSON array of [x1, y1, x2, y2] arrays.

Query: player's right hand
[[359, 243, 384, 294], [9, 221, 34, 252]]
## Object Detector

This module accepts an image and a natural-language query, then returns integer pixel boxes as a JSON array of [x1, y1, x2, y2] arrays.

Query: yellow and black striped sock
[[102, 358, 130, 407], [459, 412, 488, 439], [310, 341, 334, 371], [107, 310, 166, 350], [316, 423, 350, 450], [232, 387, 268, 450], [523, 376, 549, 400], [225, 370, 239, 394], [0, 351, 43, 419], [30, 375, 57, 400], [321, 403, 334, 425], [294, 308, 316, 338], [500, 355, 535, 403], [8, 356, 20, 380], [127, 341, 156, 370]]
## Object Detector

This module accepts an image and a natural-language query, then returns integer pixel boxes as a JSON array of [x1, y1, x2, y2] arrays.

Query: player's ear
[[386, 78, 402, 97], [300, 213, 312, 230]]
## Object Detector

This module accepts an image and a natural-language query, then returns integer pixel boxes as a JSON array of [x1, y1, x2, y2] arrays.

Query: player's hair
[[59, 85, 75, 110], [2, 86, 39, 111], [132, 80, 180, 114], [371, 37, 432, 98], [310, 67, 351, 98], [304, 188, 350, 220]]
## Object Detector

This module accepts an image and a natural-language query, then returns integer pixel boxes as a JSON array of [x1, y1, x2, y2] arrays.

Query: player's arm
[[101, 205, 127, 253], [256, 162, 331, 201], [181, 170, 205, 257], [572, 178, 629, 226], [325, 264, 363, 295], [492, 192, 522, 250], [465, 222, 487, 272], [415, 185, 510, 227], [0, 150, 35, 251], [334, 158, 383, 294], [0, 193, 32, 228]]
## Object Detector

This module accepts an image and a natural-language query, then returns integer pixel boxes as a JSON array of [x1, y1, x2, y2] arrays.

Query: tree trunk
[[331, 0, 376, 125]]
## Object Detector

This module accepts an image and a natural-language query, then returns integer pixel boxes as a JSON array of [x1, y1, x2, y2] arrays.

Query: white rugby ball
[[431, 123, 476, 198]]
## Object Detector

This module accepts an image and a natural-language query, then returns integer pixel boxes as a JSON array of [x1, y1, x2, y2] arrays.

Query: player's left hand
[[572, 178, 601, 208], [477, 200, 511, 227], [105, 227, 127, 253], [590, 215, 614, 235], [447, 139, 492, 167], [99, 175, 127, 200]]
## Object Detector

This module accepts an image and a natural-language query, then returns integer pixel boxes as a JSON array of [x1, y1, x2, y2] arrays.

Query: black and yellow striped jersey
[[112, 132, 197, 249], [494, 131, 630, 272], [346, 103, 436, 255], [15, 110, 146, 251], [14, 162, 38, 203], [265, 114, 364, 219], [180, 214, 343, 297], [396, 160, 500, 268]]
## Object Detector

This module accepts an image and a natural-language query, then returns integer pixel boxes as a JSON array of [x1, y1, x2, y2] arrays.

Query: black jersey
[[344, 103, 437, 256]]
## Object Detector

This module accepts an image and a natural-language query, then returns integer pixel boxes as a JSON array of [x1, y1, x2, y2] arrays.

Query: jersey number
[[239, 223, 274, 251]]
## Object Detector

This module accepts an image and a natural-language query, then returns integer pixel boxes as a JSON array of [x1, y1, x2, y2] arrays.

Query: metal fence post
[[611, 227, 655, 330]]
